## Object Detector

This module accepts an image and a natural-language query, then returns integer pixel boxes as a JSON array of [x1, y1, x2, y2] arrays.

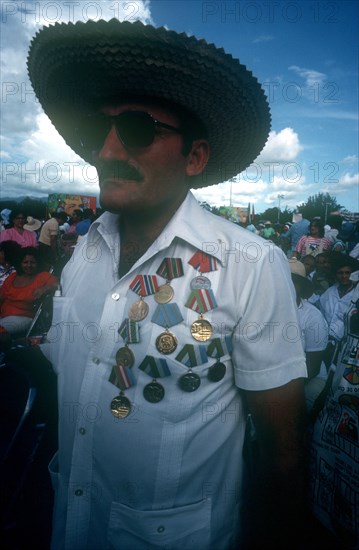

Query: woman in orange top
[[0, 247, 57, 342]]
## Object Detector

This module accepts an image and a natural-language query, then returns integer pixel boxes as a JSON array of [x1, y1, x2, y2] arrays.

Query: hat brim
[[24, 222, 42, 231], [27, 19, 271, 188]]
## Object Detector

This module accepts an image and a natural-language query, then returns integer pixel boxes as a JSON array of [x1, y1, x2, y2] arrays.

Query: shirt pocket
[[107, 498, 212, 550]]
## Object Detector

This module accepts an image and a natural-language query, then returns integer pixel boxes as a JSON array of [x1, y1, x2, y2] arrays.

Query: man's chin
[[99, 187, 139, 214]]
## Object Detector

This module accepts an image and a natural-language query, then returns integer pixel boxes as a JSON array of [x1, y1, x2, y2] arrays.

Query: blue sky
[[1, 0, 358, 215]]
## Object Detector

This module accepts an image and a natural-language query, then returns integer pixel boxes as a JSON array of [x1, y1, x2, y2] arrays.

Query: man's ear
[[185, 140, 210, 176]]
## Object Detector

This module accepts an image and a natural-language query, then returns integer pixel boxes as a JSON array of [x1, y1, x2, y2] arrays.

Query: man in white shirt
[[28, 19, 307, 549]]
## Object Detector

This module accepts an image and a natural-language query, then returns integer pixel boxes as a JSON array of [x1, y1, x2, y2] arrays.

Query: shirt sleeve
[[303, 306, 328, 352], [232, 246, 307, 391]]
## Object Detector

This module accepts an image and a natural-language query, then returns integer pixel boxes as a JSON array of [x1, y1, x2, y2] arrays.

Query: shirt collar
[[88, 192, 225, 265]]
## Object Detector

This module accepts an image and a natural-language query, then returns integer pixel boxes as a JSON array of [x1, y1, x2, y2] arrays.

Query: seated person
[[0, 240, 21, 287], [0, 247, 58, 347]]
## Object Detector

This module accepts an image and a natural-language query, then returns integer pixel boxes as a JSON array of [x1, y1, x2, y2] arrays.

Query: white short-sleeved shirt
[[297, 299, 328, 353], [39, 217, 59, 246], [44, 192, 306, 550], [320, 284, 355, 341]]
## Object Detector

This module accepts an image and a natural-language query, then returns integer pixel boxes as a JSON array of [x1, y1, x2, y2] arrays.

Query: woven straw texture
[[27, 19, 271, 187]]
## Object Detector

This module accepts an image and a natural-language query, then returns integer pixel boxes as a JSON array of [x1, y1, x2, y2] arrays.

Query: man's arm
[[244, 378, 308, 549], [305, 350, 324, 379]]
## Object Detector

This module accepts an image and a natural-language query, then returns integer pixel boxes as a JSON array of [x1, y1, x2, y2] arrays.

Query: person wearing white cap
[[28, 19, 307, 549]]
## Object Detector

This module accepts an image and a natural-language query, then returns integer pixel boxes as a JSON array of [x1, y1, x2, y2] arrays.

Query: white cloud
[[343, 155, 358, 164], [256, 128, 303, 162], [253, 35, 274, 44], [288, 65, 327, 88], [338, 172, 359, 189]]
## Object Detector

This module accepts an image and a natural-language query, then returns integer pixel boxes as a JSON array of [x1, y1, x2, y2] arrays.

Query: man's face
[[63, 198, 84, 216], [92, 102, 205, 215]]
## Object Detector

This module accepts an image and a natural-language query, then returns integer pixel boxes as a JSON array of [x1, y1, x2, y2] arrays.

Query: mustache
[[96, 161, 143, 182]]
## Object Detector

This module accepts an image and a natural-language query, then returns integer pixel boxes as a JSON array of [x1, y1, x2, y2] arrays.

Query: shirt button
[[79, 428, 86, 435], [75, 489, 83, 496], [111, 292, 120, 301], [157, 526, 165, 533]]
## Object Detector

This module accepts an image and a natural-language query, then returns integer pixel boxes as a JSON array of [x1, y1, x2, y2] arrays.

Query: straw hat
[[23, 216, 42, 231], [27, 19, 271, 188]]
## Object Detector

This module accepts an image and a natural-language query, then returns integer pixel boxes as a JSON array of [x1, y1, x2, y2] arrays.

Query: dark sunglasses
[[75, 111, 182, 151]]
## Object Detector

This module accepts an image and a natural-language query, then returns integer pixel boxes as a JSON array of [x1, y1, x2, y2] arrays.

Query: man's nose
[[97, 125, 129, 161]]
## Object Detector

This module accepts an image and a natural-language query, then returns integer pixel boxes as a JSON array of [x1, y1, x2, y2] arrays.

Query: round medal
[[143, 380, 165, 403], [155, 330, 178, 354], [190, 275, 211, 290], [208, 361, 226, 382], [128, 298, 149, 321], [191, 318, 213, 342], [110, 394, 131, 418], [154, 284, 174, 304], [115, 346, 135, 368], [178, 371, 201, 392]]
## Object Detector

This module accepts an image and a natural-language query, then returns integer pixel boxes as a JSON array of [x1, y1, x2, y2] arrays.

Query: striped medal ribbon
[[188, 250, 217, 290], [115, 318, 140, 370]]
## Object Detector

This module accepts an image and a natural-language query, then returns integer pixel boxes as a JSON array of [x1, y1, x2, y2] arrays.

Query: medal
[[191, 316, 213, 342], [128, 275, 159, 321], [156, 258, 184, 303], [185, 289, 217, 342], [156, 329, 178, 354], [208, 361, 226, 382], [154, 283, 174, 304], [178, 370, 201, 392], [143, 380, 165, 403], [115, 346, 135, 368], [190, 275, 211, 290], [128, 297, 149, 321], [111, 392, 131, 418]]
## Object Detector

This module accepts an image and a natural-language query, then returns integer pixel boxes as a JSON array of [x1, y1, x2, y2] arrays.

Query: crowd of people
[[0, 207, 98, 350]]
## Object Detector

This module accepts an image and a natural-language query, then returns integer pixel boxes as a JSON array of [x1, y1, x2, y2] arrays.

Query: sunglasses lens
[[76, 115, 110, 151], [116, 112, 155, 148]]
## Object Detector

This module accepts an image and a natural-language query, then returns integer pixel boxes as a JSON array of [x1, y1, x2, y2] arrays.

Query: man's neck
[[117, 193, 187, 278]]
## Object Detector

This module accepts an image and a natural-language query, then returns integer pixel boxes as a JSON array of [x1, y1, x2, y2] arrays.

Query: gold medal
[[116, 346, 135, 368], [128, 297, 149, 321], [110, 393, 131, 418], [154, 283, 174, 304], [155, 329, 178, 354], [190, 316, 213, 342]]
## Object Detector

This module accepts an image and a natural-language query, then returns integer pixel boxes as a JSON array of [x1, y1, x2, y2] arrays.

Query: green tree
[[297, 193, 343, 223], [260, 207, 278, 224]]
